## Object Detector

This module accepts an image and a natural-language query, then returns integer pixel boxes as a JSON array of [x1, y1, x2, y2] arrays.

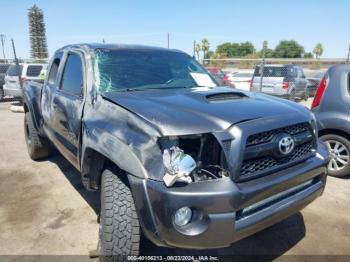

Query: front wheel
[[320, 134, 350, 177], [24, 112, 50, 160], [99, 169, 140, 262]]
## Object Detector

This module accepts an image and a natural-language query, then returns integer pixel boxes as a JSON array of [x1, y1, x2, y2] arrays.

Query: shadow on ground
[[48, 152, 306, 259]]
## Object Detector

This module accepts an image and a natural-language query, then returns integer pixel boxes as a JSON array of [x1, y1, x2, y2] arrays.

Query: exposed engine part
[[159, 134, 230, 186], [162, 146, 196, 187]]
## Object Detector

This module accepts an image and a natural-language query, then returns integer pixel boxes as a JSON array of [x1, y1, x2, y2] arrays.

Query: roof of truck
[[58, 43, 185, 54]]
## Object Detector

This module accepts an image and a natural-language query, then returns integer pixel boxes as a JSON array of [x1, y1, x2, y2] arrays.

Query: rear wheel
[[99, 168, 140, 261], [288, 89, 296, 101], [320, 134, 350, 177], [24, 112, 50, 160]]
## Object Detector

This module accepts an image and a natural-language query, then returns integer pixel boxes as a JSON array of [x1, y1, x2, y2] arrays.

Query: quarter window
[[48, 52, 63, 85], [60, 53, 84, 96]]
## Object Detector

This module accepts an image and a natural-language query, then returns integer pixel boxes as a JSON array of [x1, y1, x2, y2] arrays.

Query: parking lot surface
[[0, 99, 349, 260]]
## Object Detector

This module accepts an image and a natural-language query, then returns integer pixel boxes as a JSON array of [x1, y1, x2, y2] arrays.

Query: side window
[[48, 52, 63, 85], [60, 53, 84, 96], [26, 65, 43, 77]]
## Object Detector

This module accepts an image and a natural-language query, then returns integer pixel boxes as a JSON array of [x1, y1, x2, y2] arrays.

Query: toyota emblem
[[278, 135, 295, 155]]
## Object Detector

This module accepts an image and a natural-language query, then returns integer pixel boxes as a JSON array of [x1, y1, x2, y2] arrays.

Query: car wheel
[[24, 112, 50, 160], [99, 168, 140, 262], [288, 89, 296, 101], [320, 134, 350, 177]]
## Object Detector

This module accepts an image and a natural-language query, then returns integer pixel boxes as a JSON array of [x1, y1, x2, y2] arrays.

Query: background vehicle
[[251, 64, 309, 101], [228, 70, 253, 91], [312, 64, 350, 177], [206, 66, 232, 86], [24, 44, 327, 260], [0, 63, 10, 100], [307, 71, 324, 97], [3, 63, 46, 98]]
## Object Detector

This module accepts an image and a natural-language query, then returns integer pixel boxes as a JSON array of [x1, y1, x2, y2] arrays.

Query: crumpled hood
[[102, 87, 311, 136]]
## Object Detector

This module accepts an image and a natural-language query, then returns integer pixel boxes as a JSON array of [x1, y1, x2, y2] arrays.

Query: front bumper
[[129, 142, 328, 249]]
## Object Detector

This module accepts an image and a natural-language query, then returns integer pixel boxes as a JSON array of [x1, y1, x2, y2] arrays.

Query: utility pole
[[193, 40, 196, 58], [259, 41, 268, 92], [347, 44, 350, 63], [11, 39, 23, 100], [0, 34, 6, 61], [167, 32, 169, 48]]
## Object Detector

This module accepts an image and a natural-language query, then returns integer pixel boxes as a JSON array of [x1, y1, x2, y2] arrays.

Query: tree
[[304, 52, 313, 58], [313, 43, 324, 59], [238, 42, 256, 57], [28, 5, 48, 59], [273, 40, 305, 58], [194, 43, 201, 61], [259, 41, 274, 58], [216, 42, 255, 58], [205, 50, 214, 59], [201, 38, 210, 60]]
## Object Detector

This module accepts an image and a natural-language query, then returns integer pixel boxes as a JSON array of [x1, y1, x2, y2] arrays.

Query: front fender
[[23, 81, 43, 133], [80, 98, 165, 181]]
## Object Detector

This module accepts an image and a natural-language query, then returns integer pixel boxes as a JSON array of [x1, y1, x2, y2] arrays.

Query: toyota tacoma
[[23, 44, 328, 261]]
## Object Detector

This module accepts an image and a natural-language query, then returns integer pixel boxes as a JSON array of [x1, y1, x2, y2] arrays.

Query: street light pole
[[0, 34, 6, 61], [347, 44, 350, 63]]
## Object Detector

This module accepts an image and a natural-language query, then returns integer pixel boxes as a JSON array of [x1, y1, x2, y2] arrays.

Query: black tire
[[99, 169, 140, 261], [288, 89, 296, 101], [24, 112, 50, 160], [320, 134, 350, 177]]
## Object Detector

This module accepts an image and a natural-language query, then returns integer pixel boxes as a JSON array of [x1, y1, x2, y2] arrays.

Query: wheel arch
[[318, 128, 350, 141]]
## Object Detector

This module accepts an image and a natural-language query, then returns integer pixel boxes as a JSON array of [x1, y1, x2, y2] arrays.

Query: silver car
[[251, 64, 309, 101], [3, 63, 46, 98]]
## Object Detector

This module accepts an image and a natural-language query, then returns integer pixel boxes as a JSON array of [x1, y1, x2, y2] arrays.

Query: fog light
[[174, 207, 192, 227]]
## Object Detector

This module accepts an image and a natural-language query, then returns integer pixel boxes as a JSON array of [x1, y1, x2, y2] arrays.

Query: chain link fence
[[201, 58, 347, 101]]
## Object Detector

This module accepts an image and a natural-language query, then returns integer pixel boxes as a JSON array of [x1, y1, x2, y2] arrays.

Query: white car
[[228, 71, 253, 91], [4, 63, 47, 98]]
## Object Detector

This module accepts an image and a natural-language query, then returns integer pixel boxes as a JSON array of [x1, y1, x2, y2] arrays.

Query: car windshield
[[94, 49, 216, 92]]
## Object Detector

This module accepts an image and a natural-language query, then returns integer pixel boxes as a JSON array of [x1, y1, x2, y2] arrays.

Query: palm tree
[[201, 38, 210, 61], [195, 43, 201, 61], [313, 43, 324, 59]]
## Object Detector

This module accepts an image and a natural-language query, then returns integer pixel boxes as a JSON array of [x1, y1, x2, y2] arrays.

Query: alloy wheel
[[325, 140, 350, 171]]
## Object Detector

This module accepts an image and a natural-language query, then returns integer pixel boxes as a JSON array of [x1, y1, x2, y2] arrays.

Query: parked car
[[0, 63, 10, 100], [3, 63, 46, 98], [206, 66, 232, 86], [307, 71, 324, 97], [251, 64, 309, 101], [24, 44, 328, 259], [312, 64, 350, 177], [228, 71, 253, 91]]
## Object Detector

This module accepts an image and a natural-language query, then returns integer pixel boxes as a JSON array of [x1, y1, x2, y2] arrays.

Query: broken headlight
[[163, 146, 196, 187]]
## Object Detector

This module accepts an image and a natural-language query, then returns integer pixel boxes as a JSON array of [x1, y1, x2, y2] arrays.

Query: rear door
[[5, 64, 23, 90], [49, 51, 85, 168]]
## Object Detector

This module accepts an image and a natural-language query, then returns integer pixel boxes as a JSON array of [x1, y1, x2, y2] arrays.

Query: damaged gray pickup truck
[[23, 44, 328, 260]]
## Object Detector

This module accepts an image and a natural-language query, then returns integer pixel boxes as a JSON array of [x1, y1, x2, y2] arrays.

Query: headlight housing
[[162, 146, 196, 187]]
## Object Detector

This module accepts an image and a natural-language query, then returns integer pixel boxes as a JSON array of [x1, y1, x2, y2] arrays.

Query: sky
[[0, 0, 349, 59]]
